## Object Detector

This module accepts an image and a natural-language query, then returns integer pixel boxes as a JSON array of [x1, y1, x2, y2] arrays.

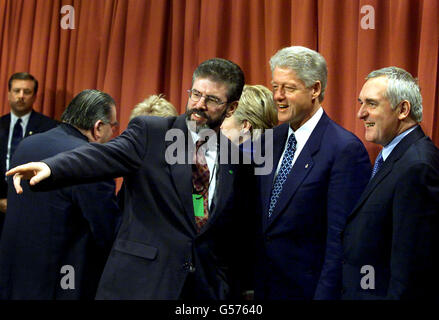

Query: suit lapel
[[347, 126, 426, 222], [0, 115, 11, 173], [265, 113, 330, 230], [25, 110, 40, 137], [167, 115, 198, 232], [1, 111, 36, 139], [204, 161, 234, 231], [267, 149, 314, 226], [0, 114, 11, 142], [0, 114, 11, 132], [199, 132, 237, 234]]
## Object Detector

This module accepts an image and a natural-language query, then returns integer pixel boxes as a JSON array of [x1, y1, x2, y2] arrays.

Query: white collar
[[381, 125, 418, 161], [10, 110, 32, 132], [287, 106, 323, 142]]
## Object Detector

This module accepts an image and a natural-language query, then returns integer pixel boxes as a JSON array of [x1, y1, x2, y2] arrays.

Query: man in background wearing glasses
[[6, 58, 254, 300]]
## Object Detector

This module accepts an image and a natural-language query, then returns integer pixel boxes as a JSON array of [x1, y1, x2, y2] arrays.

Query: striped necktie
[[370, 153, 384, 179]]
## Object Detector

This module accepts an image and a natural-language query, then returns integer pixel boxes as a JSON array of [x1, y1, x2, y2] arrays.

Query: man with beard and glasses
[[7, 58, 254, 300]]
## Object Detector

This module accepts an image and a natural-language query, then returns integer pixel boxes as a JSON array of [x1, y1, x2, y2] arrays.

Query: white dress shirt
[[6, 111, 31, 170], [274, 107, 324, 182]]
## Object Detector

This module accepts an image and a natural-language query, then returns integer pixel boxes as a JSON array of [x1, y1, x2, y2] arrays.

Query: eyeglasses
[[187, 89, 227, 108]]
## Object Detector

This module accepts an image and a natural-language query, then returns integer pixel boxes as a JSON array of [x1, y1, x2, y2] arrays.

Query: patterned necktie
[[10, 118, 23, 159], [268, 133, 297, 218], [371, 153, 384, 179], [192, 139, 210, 231]]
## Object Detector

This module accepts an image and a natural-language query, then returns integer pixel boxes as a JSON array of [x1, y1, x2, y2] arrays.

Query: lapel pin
[[305, 164, 309, 168], [229, 170, 234, 174]]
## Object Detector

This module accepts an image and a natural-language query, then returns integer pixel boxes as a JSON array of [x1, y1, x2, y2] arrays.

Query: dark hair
[[192, 58, 245, 103], [61, 89, 115, 130], [8, 72, 39, 95]]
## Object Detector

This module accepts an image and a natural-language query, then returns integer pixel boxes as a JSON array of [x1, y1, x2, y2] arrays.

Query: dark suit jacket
[[0, 124, 121, 299], [0, 111, 57, 236], [0, 110, 58, 198], [254, 112, 371, 300], [342, 126, 439, 300], [39, 115, 253, 300]]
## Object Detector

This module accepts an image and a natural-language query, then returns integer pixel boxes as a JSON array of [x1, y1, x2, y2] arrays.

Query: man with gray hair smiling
[[254, 46, 371, 300], [342, 66, 439, 299]]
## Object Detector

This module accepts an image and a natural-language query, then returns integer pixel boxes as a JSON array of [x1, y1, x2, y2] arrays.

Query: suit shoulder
[[20, 126, 86, 152], [401, 137, 439, 167], [31, 111, 58, 124], [128, 115, 178, 133], [130, 115, 176, 126], [325, 117, 364, 146], [0, 113, 10, 126]]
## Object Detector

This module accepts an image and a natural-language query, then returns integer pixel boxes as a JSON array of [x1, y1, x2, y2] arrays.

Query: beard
[[185, 104, 228, 133]]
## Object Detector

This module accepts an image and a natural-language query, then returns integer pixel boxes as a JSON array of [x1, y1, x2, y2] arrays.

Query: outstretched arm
[[6, 162, 51, 194], [7, 117, 151, 194]]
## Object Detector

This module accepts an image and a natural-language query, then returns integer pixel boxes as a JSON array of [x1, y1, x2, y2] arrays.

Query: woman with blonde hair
[[130, 94, 178, 120], [119, 94, 178, 211], [221, 84, 277, 145]]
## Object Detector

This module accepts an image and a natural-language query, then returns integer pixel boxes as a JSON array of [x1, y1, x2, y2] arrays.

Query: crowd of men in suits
[[1, 45, 438, 300]]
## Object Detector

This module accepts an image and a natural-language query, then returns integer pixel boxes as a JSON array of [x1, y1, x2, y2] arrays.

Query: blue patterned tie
[[268, 133, 297, 218], [371, 153, 384, 179]]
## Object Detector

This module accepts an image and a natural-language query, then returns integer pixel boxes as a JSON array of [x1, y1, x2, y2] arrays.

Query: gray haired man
[[342, 66, 439, 299], [254, 46, 371, 300]]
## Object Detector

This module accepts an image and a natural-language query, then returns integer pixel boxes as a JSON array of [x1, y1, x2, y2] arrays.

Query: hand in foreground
[[6, 162, 51, 194], [0, 198, 6, 213]]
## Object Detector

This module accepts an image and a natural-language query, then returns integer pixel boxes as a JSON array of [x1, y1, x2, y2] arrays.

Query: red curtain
[[1, 0, 438, 160]]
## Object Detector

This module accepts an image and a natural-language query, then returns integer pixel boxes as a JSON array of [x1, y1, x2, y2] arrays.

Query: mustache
[[186, 108, 209, 120]]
